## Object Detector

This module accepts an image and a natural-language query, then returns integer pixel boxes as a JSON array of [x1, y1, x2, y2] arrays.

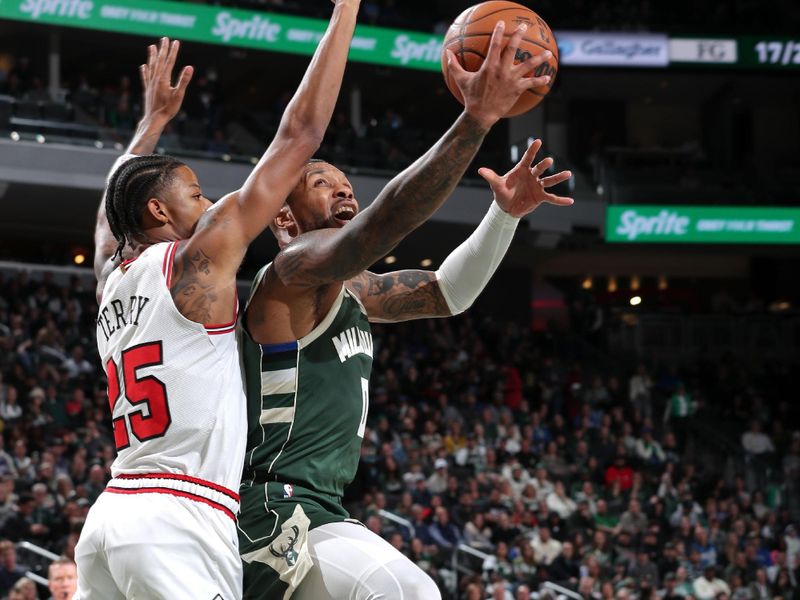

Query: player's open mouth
[[333, 203, 357, 223]]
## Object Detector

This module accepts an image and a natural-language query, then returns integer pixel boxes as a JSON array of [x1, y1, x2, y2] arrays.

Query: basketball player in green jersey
[[239, 22, 572, 599]]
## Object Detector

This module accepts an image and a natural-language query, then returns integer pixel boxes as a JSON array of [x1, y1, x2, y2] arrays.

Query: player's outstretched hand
[[140, 37, 193, 123], [444, 21, 552, 129], [478, 138, 573, 217]]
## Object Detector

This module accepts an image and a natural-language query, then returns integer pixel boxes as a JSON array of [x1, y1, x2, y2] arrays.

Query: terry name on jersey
[[96, 295, 151, 343], [332, 326, 373, 363]]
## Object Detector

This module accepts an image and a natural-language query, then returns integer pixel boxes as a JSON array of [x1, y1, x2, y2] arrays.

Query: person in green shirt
[[664, 384, 696, 451]]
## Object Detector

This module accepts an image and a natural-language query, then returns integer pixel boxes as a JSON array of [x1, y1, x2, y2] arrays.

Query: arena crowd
[[0, 268, 797, 599]]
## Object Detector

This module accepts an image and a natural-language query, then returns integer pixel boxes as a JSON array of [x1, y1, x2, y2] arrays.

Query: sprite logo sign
[[1, 0, 444, 72], [606, 206, 800, 244], [20, 0, 93, 20]]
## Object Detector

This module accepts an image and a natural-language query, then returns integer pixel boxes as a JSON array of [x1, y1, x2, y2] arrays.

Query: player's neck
[[132, 227, 183, 256]]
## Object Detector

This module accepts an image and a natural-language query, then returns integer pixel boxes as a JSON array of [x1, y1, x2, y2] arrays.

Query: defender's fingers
[[175, 65, 194, 94], [155, 37, 169, 72], [165, 40, 181, 77], [484, 21, 506, 65], [147, 44, 157, 72], [139, 65, 148, 89]]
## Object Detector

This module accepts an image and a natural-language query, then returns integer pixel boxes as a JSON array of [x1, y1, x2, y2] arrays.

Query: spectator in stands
[[629, 364, 653, 420], [0, 387, 22, 423], [47, 556, 77, 600], [636, 427, 666, 468], [0, 539, 26, 594], [426, 457, 449, 495], [463, 511, 493, 552], [549, 540, 580, 586], [8, 576, 36, 600], [664, 384, 696, 452], [741, 421, 775, 490], [630, 548, 661, 590], [694, 565, 731, 600], [60, 346, 94, 381], [547, 480, 577, 519], [531, 525, 562, 566], [605, 453, 634, 491], [0, 439, 15, 479]]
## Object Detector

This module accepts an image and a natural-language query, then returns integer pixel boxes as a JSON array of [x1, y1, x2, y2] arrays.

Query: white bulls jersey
[[96, 240, 246, 520]]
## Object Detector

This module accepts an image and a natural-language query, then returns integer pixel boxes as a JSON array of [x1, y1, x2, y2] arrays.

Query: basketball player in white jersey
[[77, 2, 361, 597]]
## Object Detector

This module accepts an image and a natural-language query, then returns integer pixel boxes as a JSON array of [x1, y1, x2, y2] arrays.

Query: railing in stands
[[15, 540, 60, 589], [543, 580, 583, 600], [451, 543, 491, 598], [377, 509, 415, 539]]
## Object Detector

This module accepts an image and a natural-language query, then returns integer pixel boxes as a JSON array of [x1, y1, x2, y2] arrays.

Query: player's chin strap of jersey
[[435, 200, 520, 315]]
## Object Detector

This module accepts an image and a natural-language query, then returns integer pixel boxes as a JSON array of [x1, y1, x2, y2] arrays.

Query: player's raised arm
[[93, 38, 192, 288], [272, 22, 552, 288], [347, 138, 573, 322], [186, 0, 360, 273]]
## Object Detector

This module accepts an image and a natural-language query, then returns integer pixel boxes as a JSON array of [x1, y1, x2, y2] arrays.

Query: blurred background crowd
[[0, 269, 796, 599]]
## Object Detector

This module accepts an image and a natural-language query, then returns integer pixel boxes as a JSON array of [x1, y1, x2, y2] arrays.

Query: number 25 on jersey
[[106, 341, 172, 450]]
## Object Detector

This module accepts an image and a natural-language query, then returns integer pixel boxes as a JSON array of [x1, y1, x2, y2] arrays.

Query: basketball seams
[[445, 32, 555, 55]]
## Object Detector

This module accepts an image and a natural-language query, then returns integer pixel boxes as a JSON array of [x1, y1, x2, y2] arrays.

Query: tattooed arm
[[273, 23, 554, 289], [161, 2, 358, 326], [345, 140, 573, 323], [347, 270, 449, 323]]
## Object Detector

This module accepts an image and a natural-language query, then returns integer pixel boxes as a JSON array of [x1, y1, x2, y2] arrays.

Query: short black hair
[[105, 154, 185, 259]]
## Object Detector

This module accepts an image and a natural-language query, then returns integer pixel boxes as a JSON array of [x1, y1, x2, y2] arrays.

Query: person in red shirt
[[605, 452, 634, 491]]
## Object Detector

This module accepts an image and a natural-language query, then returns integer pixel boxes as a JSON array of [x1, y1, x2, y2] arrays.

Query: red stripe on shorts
[[106, 486, 236, 521], [115, 473, 240, 502]]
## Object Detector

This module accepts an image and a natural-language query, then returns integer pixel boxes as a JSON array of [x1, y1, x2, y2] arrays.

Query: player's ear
[[273, 206, 298, 242], [143, 197, 169, 226]]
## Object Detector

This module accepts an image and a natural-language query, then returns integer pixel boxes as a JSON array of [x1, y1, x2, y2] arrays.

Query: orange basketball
[[441, 1, 558, 117]]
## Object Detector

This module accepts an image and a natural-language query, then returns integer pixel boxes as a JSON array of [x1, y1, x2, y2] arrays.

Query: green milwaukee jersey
[[241, 269, 373, 498]]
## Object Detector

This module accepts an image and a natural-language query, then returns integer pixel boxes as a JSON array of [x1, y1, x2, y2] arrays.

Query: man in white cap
[[427, 457, 449, 495]]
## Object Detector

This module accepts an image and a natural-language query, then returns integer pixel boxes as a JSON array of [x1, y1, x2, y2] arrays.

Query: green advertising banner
[[606, 206, 800, 244], [0, 0, 444, 71]]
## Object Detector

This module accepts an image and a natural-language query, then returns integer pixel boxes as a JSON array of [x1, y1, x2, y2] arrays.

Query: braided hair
[[105, 154, 186, 260]]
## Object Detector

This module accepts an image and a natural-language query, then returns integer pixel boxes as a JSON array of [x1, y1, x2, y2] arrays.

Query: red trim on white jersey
[[164, 241, 179, 288], [161, 242, 172, 277], [106, 486, 236, 521], [204, 290, 239, 335], [107, 473, 239, 520]]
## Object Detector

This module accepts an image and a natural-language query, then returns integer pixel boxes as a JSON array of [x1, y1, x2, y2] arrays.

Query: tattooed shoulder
[[170, 247, 218, 323]]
